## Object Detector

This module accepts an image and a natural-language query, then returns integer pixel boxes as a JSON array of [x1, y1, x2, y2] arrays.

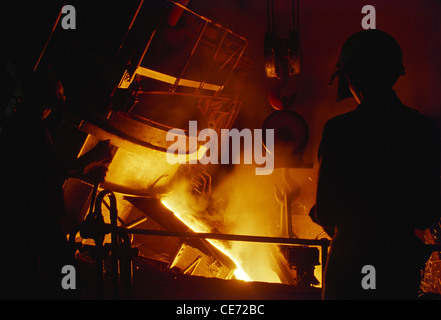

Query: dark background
[[183, 0, 441, 166], [2, 0, 440, 163], [1, 1, 440, 230]]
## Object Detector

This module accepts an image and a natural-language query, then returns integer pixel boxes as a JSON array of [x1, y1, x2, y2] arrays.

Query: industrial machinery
[[31, 0, 329, 299]]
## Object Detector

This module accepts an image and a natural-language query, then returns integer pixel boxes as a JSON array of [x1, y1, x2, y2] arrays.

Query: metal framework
[[69, 187, 331, 299]]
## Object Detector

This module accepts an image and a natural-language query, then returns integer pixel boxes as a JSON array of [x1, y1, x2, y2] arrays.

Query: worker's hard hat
[[330, 29, 405, 102]]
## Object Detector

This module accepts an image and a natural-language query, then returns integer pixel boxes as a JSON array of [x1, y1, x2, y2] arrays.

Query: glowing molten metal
[[161, 190, 281, 283]]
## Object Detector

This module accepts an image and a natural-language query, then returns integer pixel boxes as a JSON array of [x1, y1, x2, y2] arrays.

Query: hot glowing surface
[[161, 186, 281, 283]]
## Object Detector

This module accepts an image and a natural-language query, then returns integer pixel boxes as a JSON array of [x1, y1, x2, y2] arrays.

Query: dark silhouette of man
[[310, 29, 441, 299], [0, 2, 113, 299], [0, 67, 112, 299]]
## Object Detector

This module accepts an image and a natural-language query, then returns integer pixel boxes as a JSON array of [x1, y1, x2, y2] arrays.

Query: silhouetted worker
[[310, 29, 441, 299], [0, 66, 113, 299]]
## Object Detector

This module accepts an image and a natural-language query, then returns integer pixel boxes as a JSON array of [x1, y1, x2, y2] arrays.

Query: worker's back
[[315, 89, 441, 299]]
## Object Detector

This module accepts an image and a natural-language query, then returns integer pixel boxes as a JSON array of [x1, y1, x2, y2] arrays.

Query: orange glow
[[160, 183, 281, 283], [76, 132, 208, 196], [119, 66, 222, 91], [161, 196, 252, 281]]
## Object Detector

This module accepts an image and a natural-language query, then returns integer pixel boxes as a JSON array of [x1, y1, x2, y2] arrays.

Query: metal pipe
[[94, 239, 105, 299], [108, 192, 120, 300], [117, 227, 330, 247], [118, 227, 330, 284], [125, 217, 148, 229], [167, 0, 247, 42], [33, 3, 65, 71], [197, 29, 228, 94], [171, 20, 208, 93], [116, 229, 134, 299], [117, 0, 145, 55]]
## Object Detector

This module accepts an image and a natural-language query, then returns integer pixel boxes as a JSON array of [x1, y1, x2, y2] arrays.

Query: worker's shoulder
[[398, 104, 433, 123], [322, 110, 357, 132], [391, 104, 438, 139], [326, 103, 434, 126]]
